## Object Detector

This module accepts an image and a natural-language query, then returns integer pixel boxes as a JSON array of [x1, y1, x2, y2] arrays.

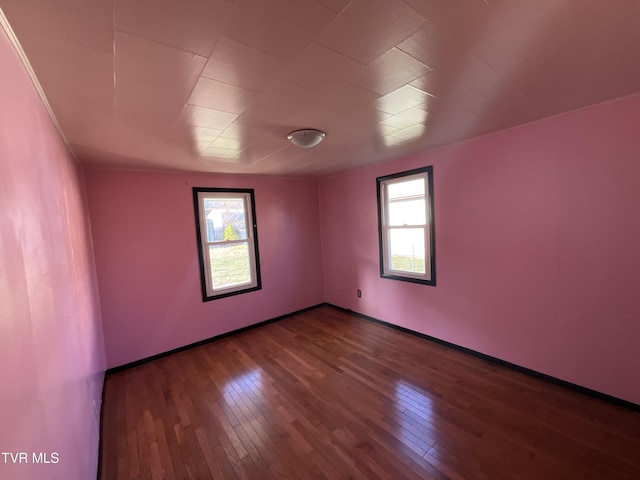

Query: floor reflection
[[222, 369, 263, 405], [394, 380, 439, 458], [220, 368, 267, 448]]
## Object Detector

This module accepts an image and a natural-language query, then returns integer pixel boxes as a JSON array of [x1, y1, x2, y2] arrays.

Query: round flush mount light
[[287, 129, 326, 148]]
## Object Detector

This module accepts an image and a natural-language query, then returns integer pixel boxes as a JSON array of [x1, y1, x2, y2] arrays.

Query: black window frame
[[193, 187, 262, 302], [376, 165, 436, 286]]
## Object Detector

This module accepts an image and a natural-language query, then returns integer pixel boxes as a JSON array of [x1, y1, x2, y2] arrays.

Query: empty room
[[1, 0, 639, 479]]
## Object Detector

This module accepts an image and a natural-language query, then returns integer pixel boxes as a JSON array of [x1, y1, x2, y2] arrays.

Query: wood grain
[[100, 306, 640, 479]]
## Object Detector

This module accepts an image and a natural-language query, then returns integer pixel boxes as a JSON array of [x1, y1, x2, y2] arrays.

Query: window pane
[[387, 178, 424, 199], [387, 178, 426, 226], [388, 198, 426, 226], [209, 243, 251, 289], [388, 228, 426, 274], [203, 198, 248, 242]]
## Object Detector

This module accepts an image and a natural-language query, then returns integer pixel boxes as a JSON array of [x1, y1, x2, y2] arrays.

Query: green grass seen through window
[[390, 254, 426, 274], [209, 243, 251, 289]]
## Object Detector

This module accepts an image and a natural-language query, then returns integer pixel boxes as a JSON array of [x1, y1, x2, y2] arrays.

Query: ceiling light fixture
[[287, 129, 326, 148]]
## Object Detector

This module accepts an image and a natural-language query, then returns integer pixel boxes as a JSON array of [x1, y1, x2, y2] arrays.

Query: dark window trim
[[376, 165, 436, 286], [192, 187, 262, 302]]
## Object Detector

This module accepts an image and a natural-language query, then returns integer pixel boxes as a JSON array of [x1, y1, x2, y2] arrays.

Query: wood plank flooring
[[99, 306, 640, 479]]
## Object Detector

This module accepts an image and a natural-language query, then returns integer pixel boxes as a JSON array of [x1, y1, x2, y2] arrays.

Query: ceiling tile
[[424, 108, 477, 146], [380, 107, 429, 130], [207, 135, 251, 151], [114, 0, 233, 57], [409, 74, 439, 97], [72, 145, 147, 169], [471, 22, 541, 72], [195, 141, 213, 153], [377, 124, 402, 136], [485, 0, 570, 26], [280, 43, 365, 94], [374, 85, 434, 115], [311, 83, 380, 114], [444, 87, 490, 116], [223, 0, 336, 61], [349, 48, 431, 96], [1, 0, 114, 53], [216, 123, 269, 146], [171, 123, 210, 152], [115, 32, 207, 91], [397, 27, 440, 69], [403, 0, 476, 22], [314, 0, 352, 14], [316, 123, 372, 148], [60, 114, 121, 154], [233, 105, 293, 131], [116, 78, 190, 126], [180, 105, 238, 130], [257, 144, 310, 170], [201, 146, 239, 159], [201, 37, 289, 92], [316, 0, 427, 64], [233, 135, 289, 165], [288, 107, 345, 131], [338, 105, 393, 130], [189, 126, 224, 143], [300, 145, 377, 175], [387, 123, 428, 141], [188, 77, 257, 114], [398, 1, 490, 70], [16, 33, 113, 88], [485, 89, 534, 122], [264, 154, 318, 175], [17, 34, 115, 115], [255, 81, 323, 114], [55, 105, 117, 151], [452, 54, 501, 98]]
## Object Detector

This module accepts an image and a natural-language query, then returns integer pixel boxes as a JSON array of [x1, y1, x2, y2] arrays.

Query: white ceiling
[[2, 0, 639, 177]]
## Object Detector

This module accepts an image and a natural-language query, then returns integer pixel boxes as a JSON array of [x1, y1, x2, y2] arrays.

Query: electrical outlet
[[357, 289, 362, 298]]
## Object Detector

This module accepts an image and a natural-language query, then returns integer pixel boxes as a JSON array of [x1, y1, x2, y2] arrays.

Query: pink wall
[[319, 94, 640, 405], [84, 170, 324, 369], [0, 28, 105, 479]]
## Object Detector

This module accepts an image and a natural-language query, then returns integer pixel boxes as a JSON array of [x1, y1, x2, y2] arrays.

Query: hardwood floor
[[99, 306, 640, 479]]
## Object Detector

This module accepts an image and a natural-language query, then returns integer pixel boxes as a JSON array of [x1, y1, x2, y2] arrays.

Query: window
[[193, 188, 261, 301], [377, 166, 436, 286]]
